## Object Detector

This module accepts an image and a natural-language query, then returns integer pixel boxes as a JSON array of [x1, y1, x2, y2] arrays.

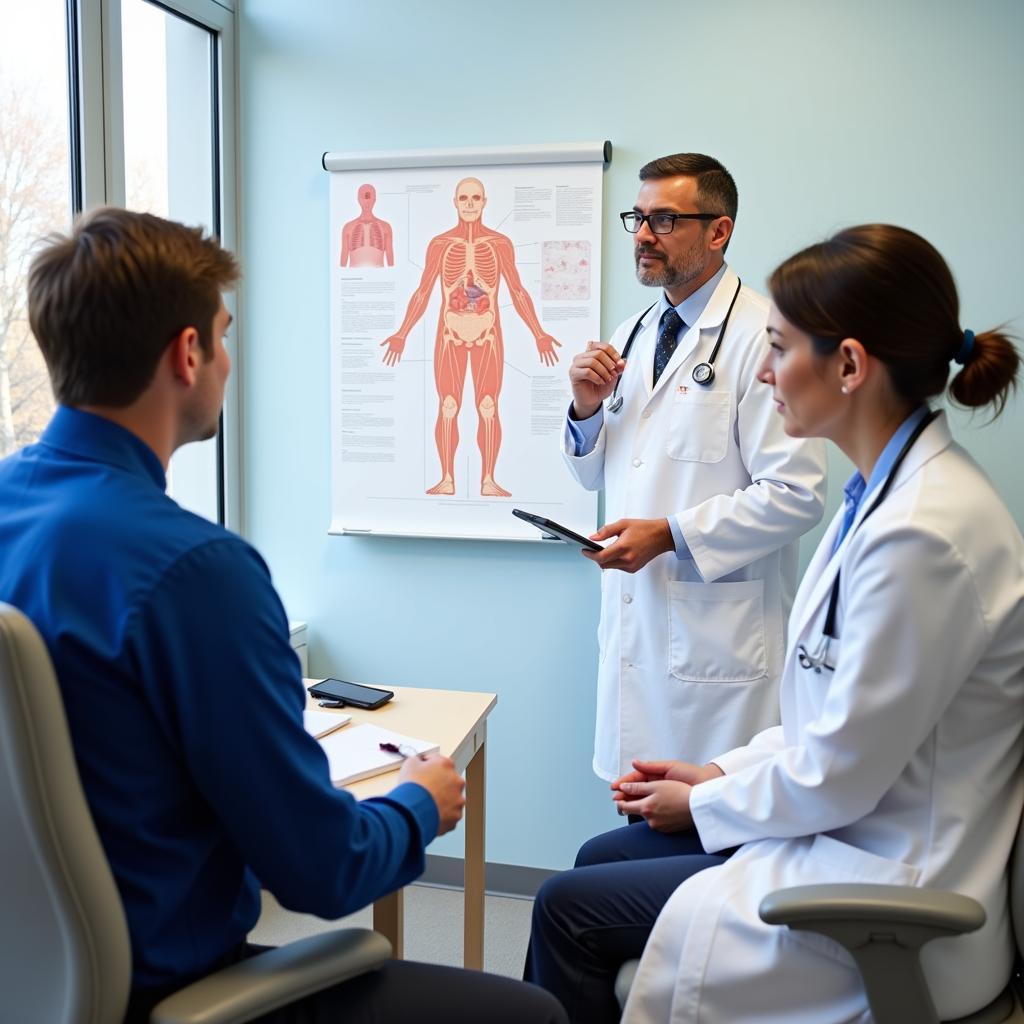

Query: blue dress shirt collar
[[657, 263, 728, 329], [833, 405, 931, 555], [41, 406, 167, 490]]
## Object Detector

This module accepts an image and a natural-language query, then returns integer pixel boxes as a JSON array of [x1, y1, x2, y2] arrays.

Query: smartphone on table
[[306, 678, 394, 710]]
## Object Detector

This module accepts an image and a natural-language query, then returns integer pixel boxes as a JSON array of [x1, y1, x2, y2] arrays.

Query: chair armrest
[[758, 884, 985, 1024], [150, 928, 392, 1024], [759, 883, 985, 935]]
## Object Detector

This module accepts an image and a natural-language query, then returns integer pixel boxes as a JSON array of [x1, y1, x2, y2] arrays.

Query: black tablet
[[512, 508, 603, 552]]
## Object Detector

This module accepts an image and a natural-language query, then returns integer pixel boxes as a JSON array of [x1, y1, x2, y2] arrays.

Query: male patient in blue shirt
[[0, 207, 565, 1024]]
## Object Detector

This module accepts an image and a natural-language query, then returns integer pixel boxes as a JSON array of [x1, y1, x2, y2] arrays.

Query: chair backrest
[[0, 603, 131, 1024]]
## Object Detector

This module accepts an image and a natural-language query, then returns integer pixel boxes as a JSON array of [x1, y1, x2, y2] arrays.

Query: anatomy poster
[[326, 144, 605, 541]]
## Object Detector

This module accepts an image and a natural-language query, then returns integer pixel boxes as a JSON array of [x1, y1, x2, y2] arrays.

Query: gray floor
[[250, 884, 534, 979]]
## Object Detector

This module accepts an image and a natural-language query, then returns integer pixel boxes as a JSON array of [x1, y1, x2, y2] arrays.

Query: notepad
[[319, 722, 439, 786], [303, 708, 352, 740]]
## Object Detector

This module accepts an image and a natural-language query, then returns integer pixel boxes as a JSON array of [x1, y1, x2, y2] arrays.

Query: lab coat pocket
[[668, 579, 766, 682], [666, 388, 731, 463]]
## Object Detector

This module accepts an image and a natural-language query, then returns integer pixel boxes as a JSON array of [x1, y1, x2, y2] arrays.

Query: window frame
[[71, 0, 242, 531]]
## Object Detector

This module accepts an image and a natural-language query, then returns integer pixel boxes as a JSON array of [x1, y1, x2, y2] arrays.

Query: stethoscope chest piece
[[797, 638, 834, 674], [691, 362, 715, 386], [606, 277, 741, 413]]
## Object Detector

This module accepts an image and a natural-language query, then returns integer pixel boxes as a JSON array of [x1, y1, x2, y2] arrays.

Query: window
[[0, 0, 74, 456], [122, 0, 223, 522], [0, 0, 239, 527]]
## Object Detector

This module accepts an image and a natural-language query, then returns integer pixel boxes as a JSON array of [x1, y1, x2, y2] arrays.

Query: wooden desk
[[310, 684, 496, 969]]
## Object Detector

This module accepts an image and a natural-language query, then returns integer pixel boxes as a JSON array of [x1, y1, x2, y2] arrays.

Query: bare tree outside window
[[0, 0, 73, 455], [0, 83, 68, 455]]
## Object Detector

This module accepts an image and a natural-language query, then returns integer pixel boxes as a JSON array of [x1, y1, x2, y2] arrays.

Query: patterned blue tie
[[653, 307, 684, 386]]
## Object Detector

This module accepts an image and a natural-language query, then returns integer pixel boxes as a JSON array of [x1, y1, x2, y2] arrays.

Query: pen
[[379, 741, 425, 760]]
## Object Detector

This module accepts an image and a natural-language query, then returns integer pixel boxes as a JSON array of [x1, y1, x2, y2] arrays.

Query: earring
[[840, 385, 849, 394]]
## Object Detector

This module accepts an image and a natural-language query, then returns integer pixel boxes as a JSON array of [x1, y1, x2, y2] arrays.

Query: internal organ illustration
[[340, 183, 394, 268], [381, 177, 560, 497], [448, 269, 491, 316]]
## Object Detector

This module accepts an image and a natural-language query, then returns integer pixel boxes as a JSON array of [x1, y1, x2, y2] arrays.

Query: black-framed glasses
[[620, 211, 723, 234]]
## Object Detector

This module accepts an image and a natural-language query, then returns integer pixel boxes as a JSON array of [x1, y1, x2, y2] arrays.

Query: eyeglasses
[[620, 211, 723, 234]]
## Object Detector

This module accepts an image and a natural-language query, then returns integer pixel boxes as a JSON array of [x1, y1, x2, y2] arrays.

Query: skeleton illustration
[[381, 178, 560, 496]]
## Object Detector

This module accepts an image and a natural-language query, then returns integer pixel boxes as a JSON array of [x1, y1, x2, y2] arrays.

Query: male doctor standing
[[565, 153, 826, 782]]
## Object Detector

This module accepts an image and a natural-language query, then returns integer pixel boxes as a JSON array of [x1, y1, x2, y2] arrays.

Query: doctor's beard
[[635, 236, 708, 291]]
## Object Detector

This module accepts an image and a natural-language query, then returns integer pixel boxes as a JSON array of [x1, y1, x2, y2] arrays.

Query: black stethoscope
[[607, 278, 743, 414], [797, 408, 940, 673]]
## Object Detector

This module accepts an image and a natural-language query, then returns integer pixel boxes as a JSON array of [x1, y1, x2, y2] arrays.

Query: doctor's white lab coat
[[623, 413, 1024, 1024], [563, 268, 826, 779]]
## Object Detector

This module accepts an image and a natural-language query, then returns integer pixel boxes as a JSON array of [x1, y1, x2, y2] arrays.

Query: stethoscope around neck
[[607, 277, 742, 414], [797, 408, 941, 673]]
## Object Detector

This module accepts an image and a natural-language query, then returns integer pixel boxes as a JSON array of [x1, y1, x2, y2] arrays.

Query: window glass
[[0, 0, 73, 454], [122, 0, 221, 521]]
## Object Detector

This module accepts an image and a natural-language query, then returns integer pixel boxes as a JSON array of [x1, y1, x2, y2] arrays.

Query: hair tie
[[955, 329, 975, 365]]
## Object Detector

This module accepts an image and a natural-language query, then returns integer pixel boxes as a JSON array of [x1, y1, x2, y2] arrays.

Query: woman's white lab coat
[[563, 267, 826, 779], [623, 413, 1024, 1023]]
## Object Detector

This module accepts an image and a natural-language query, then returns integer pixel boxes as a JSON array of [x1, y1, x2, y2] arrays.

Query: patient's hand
[[399, 753, 466, 835]]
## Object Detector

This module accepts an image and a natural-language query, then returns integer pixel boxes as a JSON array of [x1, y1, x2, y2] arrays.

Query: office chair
[[0, 602, 391, 1024], [757, 840, 1024, 1024], [614, 813, 1024, 1023]]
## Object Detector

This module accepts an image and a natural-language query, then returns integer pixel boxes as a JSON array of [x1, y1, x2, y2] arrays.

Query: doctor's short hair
[[28, 207, 239, 408], [769, 224, 1019, 416], [638, 153, 739, 223]]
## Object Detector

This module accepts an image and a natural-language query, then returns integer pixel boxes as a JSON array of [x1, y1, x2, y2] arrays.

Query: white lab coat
[[564, 267, 827, 779], [623, 413, 1024, 1023]]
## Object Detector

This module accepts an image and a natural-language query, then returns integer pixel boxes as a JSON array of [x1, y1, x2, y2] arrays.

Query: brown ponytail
[[950, 328, 1019, 416], [769, 224, 1019, 418]]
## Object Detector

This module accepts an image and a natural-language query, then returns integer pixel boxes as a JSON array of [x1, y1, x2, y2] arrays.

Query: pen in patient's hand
[[380, 741, 425, 760]]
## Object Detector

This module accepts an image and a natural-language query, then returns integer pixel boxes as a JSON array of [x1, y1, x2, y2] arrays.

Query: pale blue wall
[[239, 0, 1024, 870]]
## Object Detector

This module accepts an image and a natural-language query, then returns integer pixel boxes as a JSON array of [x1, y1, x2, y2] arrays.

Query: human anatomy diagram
[[340, 183, 394, 267], [381, 177, 561, 497]]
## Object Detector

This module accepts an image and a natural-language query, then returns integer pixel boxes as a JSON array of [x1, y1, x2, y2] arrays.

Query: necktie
[[653, 307, 684, 386]]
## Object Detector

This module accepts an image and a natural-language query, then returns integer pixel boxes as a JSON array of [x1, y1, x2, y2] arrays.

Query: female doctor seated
[[525, 224, 1024, 1024]]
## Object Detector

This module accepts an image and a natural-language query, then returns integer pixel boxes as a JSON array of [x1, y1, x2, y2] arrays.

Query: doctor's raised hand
[[568, 340, 626, 420]]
